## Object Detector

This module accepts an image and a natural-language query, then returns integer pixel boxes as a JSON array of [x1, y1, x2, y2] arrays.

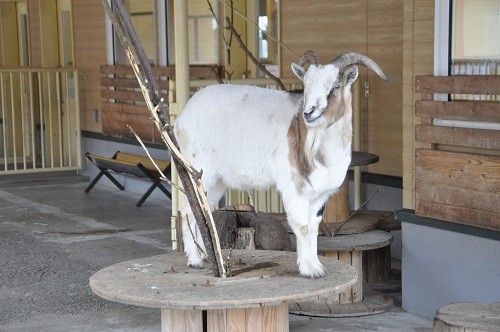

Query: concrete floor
[[0, 175, 433, 331]]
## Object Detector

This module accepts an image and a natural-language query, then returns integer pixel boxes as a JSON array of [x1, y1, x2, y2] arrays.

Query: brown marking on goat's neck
[[288, 114, 312, 182], [324, 85, 353, 150]]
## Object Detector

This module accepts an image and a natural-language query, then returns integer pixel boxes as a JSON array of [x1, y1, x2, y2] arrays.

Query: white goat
[[174, 51, 387, 278]]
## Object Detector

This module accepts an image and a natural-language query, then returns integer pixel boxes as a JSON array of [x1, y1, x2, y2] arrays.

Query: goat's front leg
[[285, 198, 325, 278]]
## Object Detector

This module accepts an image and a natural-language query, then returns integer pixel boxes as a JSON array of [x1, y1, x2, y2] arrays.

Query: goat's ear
[[291, 63, 306, 81], [344, 65, 359, 86]]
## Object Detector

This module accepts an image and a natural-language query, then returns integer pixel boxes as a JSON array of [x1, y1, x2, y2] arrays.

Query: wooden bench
[[84, 151, 172, 207]]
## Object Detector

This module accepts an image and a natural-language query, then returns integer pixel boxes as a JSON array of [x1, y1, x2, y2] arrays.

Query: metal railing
[[0, 67, 81, 174], [451, 59, 499, 101]]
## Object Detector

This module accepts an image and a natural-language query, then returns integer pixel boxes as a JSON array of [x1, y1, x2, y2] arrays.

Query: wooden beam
[[416, 100, 500, 122], [415, 124, 500, 149], [416, 75, 500, 95], [416, 200, 500, 231]]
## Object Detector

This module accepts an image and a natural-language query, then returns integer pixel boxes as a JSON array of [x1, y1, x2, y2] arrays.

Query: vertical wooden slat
[[351, 251, 363, 302], [207, 309, 226, 332], [161, 309, 202, 332], [263, 305, 277, 332], [246, 306, 263, 331], [275, 303, 289, 332], [338, 251, 353, 303], [324, 251, 340, 305], [226, 308, 246, 332]]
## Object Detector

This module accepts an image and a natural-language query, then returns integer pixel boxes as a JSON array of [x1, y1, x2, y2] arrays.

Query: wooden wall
[[281, 0, 404, 177], [73, 0, 107, 133], [402, 0, 434, 209]]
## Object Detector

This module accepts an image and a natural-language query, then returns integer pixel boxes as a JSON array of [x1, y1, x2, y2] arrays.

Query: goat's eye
[[328, 85, 340, 98]]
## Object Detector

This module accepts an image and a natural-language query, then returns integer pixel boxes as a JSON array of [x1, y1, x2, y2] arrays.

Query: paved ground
[[0, 176, 432, 331]]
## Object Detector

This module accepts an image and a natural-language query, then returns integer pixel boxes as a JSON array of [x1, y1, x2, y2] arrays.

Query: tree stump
[[433, 302, 500, 332], [213, 206, 289, 251]]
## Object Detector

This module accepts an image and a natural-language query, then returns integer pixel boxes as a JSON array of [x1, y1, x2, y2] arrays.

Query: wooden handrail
[[415, 75, 500, 95]]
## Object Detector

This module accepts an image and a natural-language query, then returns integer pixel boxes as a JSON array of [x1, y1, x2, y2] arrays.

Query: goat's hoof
[[188, 263, 204, 270], [299, 261, 326, 278], [187, 256, 204, 269]]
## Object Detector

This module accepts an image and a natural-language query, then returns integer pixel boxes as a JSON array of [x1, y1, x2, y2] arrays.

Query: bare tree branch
[[225, 17, 286, 90], [102, 0, 226, 277]]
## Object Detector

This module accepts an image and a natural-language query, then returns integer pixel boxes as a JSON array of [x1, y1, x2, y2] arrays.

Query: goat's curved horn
[[331, 52, 388, 81], [298, 50, 318, 67]]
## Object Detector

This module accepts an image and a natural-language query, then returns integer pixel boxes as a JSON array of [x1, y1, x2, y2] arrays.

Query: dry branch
[[102, 0, 226, 277], [225, 17, 286, 90]]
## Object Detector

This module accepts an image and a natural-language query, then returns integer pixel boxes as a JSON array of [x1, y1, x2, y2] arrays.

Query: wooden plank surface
[[415, 149, 500, 230], [100, 64, 219, 78], [101, 89, 145, 103], [415, 100, 500, 122], [416, 149, 500, 180], [226, 308, 245, 332], [296, 230, 393, 252], [415, 124, 500, 150], [101, 76, 170, 89], [416, 75, 500, 94], [161, 309, 202, 332], [433, 302, 500, 331], [89, 250, 357, 310], [416, 182, 499, 213], [206, 309, 225, 332], [415, 200, 500, 231], [338, 252, 353, 304]]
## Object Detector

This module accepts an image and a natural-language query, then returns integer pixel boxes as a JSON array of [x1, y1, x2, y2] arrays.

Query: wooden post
[[322, 177, 350, 225]]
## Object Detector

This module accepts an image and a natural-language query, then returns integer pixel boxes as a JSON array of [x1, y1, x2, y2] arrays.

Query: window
[[450, 0, 500, 76], [114, 0, 158, 65], [188, 0, 219, 64]]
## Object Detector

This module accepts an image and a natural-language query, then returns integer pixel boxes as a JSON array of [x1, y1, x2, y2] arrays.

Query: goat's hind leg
[[181, 208, 207, 268], [180, 179, 227, 269]]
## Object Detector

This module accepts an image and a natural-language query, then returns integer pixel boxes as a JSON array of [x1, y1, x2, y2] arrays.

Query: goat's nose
[[304, 106, 316, 119]]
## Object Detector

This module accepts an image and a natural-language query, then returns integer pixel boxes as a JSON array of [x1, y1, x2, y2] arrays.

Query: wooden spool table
[[433, 302, 500, 332], [289, 230, 394, 317], [90, 250, 357, 332]]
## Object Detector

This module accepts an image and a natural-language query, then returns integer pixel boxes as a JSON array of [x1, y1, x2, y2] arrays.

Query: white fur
[[174, 62, 357, 278]]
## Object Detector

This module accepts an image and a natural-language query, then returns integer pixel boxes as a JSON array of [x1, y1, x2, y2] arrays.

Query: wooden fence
[[414, 75, 500, 231], [100, 65, 221, 144]]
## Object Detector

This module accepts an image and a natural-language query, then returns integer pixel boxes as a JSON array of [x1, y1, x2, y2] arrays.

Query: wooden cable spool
[[289, 230, 395, 317], [90, 250, 357, 332], [433, 302, 500, 332]]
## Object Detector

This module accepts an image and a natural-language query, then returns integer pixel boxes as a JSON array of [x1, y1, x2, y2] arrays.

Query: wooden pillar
[[171, 0, 190, 249], [322, 177, 350, 224]]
